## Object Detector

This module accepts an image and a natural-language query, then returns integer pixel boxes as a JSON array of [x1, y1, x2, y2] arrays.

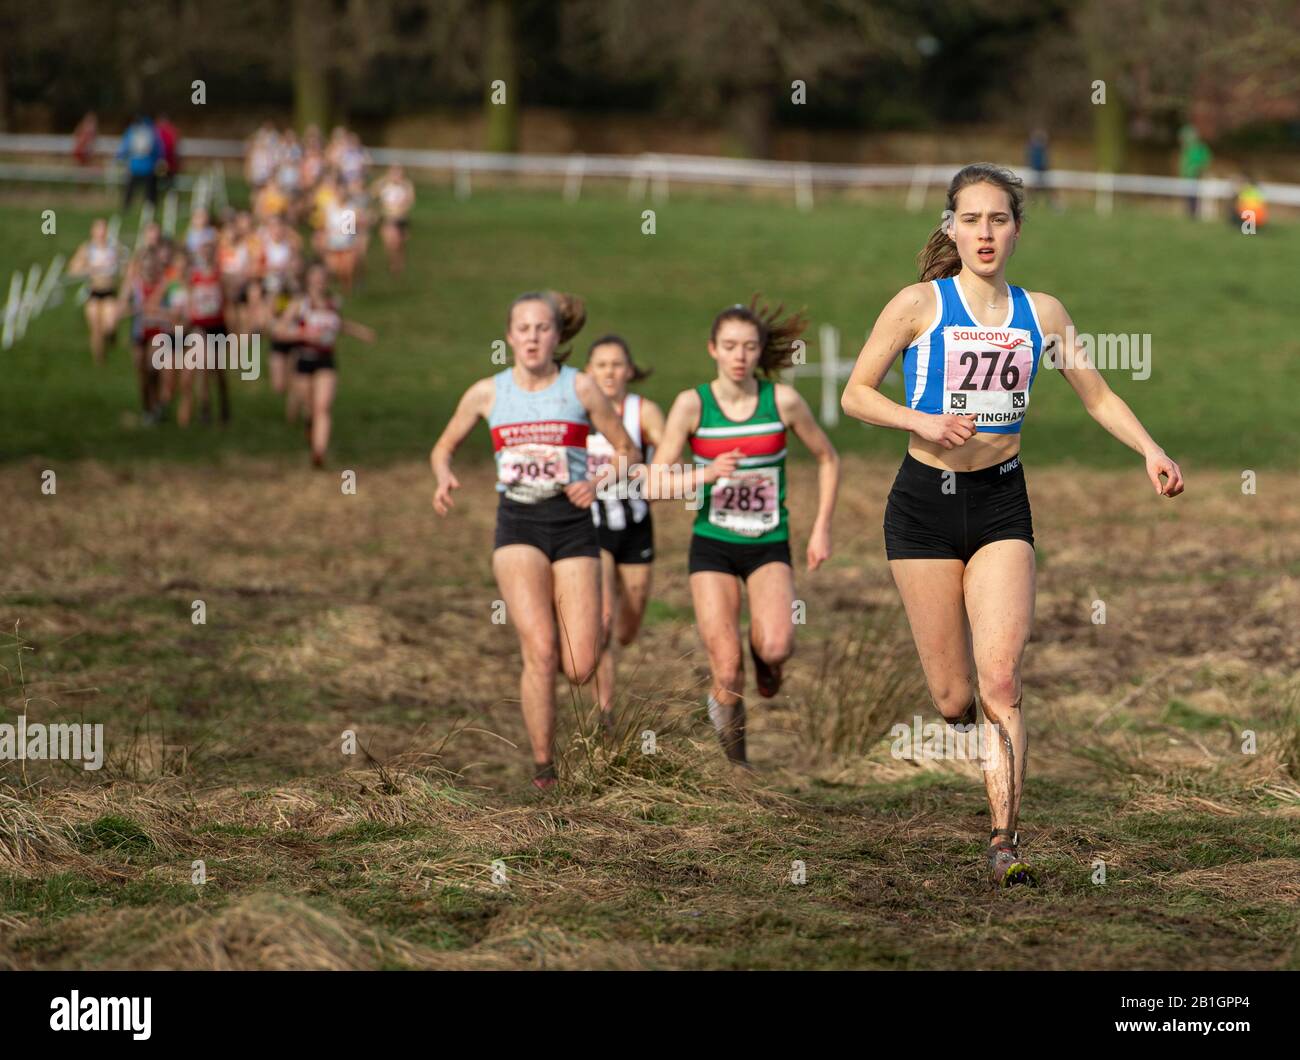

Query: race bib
[[500, 443, 570, 500], [942, 327, 1035, 427], [192, 284, 221, 318], [709, 466, 779, 538], [586, 435, 618, 499]]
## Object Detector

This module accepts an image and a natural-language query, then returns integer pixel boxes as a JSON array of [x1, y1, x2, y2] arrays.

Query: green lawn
[[1, 180, 1295, 467]]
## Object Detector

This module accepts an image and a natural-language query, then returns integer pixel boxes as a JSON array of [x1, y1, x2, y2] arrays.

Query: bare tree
[[562, 0, 914, 158]]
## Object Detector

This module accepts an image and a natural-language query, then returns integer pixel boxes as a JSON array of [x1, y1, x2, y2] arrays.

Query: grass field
[[1, 179, 1298, 969], [1, 180, 1296, 467]]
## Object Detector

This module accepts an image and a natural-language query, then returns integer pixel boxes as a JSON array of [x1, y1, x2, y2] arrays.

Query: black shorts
[[688, 533, 791, 580], [597, 510, 654, 566], [495, 494, 600, 562], [883, 451, 1034, 563], [295, 349, 335, 374], [89, 288, 117, 300], [271, 339, 294, 356]]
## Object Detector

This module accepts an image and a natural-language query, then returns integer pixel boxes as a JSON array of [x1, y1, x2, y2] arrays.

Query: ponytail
[[710, 296, 809, 378], [507, 289, 587, 362]]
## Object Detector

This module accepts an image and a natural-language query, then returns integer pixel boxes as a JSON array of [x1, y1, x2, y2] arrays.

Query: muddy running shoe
[[532, 762, 558, 791], [988, 829, 1037, 889], [750, 639, 782, 698], [598, 710, 616, 743]]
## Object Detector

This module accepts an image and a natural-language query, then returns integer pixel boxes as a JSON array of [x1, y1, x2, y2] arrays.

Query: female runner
[[68, 219, 123, 365], [273, 262, 375, 467], [583, 335, 666, 731], [371, 165, 414, 276], [653, 300, 840, 767], [431, 293, 736, 788], [841, 163, 1184, 888]]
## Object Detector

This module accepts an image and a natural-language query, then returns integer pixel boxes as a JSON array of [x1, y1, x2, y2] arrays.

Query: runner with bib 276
[[841, 163, 1184, 888], [653, 299, 840, 768]]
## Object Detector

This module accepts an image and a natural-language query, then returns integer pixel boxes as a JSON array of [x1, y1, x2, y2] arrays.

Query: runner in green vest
[[653, 299, 841, 766]]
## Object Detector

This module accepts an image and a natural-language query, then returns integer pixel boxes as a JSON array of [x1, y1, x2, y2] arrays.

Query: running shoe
[[987, 830, 1037, 889], [532, 762, 558, 791]]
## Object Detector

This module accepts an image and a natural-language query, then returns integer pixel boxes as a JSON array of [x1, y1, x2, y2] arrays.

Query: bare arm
[[841, 282, 977, 450], [570, 371, 641, 509], [1035, 293, 1184, 497], [341, 318, 375, 343], [639, 397, 667, 452], [776, 383, 840, 571], [431, 377, 495, 515], [643, 389, 740, 501]]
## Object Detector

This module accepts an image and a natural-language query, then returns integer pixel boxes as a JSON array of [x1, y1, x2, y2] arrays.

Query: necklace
[[961, 276, 1008, 309]]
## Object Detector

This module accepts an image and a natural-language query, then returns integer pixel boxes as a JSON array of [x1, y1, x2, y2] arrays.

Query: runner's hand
[[807, 522, 832, 572], [916, 413, 977, 449], [565, 480, 597, 508], [800, 522, 832, 572], [1145, 450, 1184, 497], [433, 473, 459, 515], [703, 448, 744, 484]]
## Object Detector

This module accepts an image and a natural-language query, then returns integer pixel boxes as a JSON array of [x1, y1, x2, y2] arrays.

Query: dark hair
[[917, 163, 1026, 282], [584, 333, 652, 382], [507, 290, 586, 363], [709, 296, 809, 378]]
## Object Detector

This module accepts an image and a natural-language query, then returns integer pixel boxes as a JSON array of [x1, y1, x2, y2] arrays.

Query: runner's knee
[[932, 682, 977, 722], [751, 625, 793, 665], [977, 667, 1021, 712]]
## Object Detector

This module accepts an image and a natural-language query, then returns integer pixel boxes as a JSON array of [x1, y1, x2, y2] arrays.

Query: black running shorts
[[597, 510, 654, 566], [883, 451, 1034, 563], [495, 494, 600, 562], [688, 533, 791, 580]]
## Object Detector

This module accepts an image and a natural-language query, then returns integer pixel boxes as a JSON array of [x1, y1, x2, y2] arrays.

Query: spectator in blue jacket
[[119, 115, 163, 208]]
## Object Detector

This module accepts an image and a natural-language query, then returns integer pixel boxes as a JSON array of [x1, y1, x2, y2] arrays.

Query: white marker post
[[563, 155, 585, 203], [32, 254, 65, 316], [817, 323, 839, 428], [795, 164, 814, 213], [2, 271, 22, 349], [162, 187, 179, 236], [15, 263, 42, 340]]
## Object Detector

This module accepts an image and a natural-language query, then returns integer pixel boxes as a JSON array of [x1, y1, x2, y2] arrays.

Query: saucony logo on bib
[[949, 330, 1023, 345]]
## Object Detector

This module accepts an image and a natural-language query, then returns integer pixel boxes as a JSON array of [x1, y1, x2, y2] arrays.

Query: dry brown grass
[[1, 455, 1298, 969]]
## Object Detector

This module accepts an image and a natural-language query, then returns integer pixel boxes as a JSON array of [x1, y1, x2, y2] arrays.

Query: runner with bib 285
[[653, 299, 840, 768], [841, 163, 1184, 888]]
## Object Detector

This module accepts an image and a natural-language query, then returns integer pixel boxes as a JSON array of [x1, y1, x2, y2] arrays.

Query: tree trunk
[[292, 0, 332, 132], [0, 46, 9, 132], [1082, 9, 1126, 172], [483, 0, 519, 153], [729, 84, 775, 159]]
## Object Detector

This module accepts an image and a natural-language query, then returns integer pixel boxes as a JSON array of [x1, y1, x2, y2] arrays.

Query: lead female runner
[[841, 163, 1184, 888]]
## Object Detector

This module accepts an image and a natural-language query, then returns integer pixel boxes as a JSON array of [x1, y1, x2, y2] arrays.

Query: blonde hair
[[507, 290, 586, 362]]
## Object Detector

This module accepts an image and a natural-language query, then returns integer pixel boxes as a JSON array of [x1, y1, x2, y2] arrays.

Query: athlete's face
[[508, 300, 560, 370], [586, 343, 632, 399], [91, 219, 106, 241], [708, 320, 762, 383], [948, 183, 1019, 277]]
